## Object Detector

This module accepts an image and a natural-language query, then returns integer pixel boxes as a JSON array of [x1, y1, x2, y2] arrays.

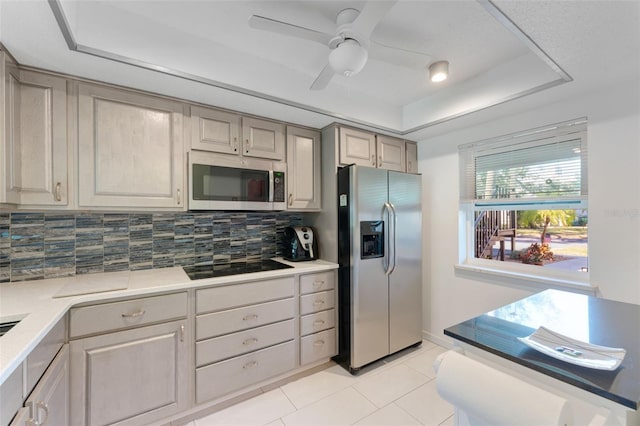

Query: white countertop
[[0, 258, 338, 385]]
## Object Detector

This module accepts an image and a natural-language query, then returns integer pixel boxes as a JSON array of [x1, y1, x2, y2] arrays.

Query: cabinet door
[[339, 127, 376, 167], [23, 344, 69, 426], [376, 135, 406, 172], [2, 69, 68, 206], [286, 126, 321, 210], [190, 106, 240, 154], [406, 141, 418, 173], [241, 117, 285, 161], [69, 320, 188, 426], [78, 83, 184, 209], [1, 56, 21, 204]]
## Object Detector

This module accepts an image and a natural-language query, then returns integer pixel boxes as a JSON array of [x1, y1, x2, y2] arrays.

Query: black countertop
[[444, 289, 640, 410]]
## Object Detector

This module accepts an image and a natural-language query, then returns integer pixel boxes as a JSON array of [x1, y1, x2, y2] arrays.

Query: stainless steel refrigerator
[[335, 165, 422, 373]]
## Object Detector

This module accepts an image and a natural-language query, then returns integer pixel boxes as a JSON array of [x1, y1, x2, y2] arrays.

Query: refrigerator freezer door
[[350, 167, 390, 368], [388, 171, 423, 353]]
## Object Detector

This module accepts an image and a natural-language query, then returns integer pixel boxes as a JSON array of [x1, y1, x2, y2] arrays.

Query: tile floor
[[188, 341, 454, 426]]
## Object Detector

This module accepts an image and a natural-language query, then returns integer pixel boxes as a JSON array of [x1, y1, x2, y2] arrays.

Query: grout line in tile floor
[[190, 341, 454, 426]]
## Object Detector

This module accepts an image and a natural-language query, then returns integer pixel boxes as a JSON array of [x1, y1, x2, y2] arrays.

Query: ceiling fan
[[248, 1, 400, 90]]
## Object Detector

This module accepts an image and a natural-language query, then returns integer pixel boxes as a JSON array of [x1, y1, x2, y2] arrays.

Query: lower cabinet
[[299, 271, 338, 366], [194, 277, 296, 405], [10, 344, 69, 426], [69, 320, 188, 426], [196, 341, 296, 404]]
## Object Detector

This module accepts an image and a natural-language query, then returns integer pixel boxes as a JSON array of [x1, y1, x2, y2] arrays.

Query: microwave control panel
[[273, 171, 285, 203]]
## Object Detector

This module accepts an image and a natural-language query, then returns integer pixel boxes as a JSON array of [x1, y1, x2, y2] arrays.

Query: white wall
[[419, 77, 640, 344]]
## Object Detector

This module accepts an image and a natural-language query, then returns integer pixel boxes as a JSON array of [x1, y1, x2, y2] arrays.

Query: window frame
[[456, 118, 593, 292]]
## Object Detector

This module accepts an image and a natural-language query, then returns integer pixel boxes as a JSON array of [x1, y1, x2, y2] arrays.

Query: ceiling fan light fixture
[[429, 60, 449, 83], [329, 39, 368, 77]]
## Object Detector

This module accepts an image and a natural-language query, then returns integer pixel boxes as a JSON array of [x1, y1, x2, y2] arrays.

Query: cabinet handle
[[243, 314, 259, 321], [313, 320, 326, 327], [121, 310, 146, 318], [312, 280, 325, 288], [288, 193, 293, 206], [379, 156, 383, 166], [313, 300, 325, 307], [234, 137, 238, 152], [313, 340, 325, 347], [177, 188, 181, 204], [243, 360, 258, 369], [180, 324, 185, 342], [371, 154, 375, 166], [243, 337, 259, 345], [54, 182, 62, 202], [245, 139, 249, 153], [36, 401, 49, 425]]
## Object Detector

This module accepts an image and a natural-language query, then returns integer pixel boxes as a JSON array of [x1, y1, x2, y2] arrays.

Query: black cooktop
[[183, 259, 293, 280]]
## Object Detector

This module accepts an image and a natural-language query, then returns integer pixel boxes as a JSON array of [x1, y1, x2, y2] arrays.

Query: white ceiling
[[0, 0, 638, 140]]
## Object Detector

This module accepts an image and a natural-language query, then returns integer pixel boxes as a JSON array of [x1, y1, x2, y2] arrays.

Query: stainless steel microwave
[[188, 151, 286, 211]]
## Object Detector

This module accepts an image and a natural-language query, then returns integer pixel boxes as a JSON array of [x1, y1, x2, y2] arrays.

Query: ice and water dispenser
[[360, 221, 384, 259]]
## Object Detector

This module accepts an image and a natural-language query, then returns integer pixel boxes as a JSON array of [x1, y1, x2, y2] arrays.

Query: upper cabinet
[[339, 127, 377, 167], [338, 126, 414, 172], [190, 106, 240, 154], [406, 142, 418, 174], [1, 59, 69, 207], [376, 135, 406, 172], [286, 126, 321, 211], [78, 83, 185, 210], [191, 106, 285, 161], [242, 117, 285, 160]]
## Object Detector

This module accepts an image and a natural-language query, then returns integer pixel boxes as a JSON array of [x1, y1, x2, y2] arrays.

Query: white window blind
[[459, 118, 588, 210]]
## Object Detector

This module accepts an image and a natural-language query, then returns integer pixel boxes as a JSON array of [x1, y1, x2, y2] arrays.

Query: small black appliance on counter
[[283, 226, 318, 261]]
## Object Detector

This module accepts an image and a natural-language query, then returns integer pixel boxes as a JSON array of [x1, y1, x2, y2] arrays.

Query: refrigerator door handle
[[383, 202, 397, 276], [388, 202, 398, 275], [382, 203, 393, 275]]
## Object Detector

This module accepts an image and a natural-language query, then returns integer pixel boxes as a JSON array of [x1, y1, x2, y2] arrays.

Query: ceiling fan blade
[[351, 1, 397, 38], [248, 15, 333, 46], [310, 64, 335, 90]]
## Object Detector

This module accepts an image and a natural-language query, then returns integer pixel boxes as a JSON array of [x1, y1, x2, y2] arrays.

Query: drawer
[[301, 328, 336, 365], [196, 298, 294, 340], [300, 271, 335, 295], [300, 290, 335, 315], [196, 340, 296, 404], [300, 309, 335, 336], [69, 292, 187, 338], [196, 319, 294, 366], [26, 317, 66, 395], [196, 277, 294, 314]]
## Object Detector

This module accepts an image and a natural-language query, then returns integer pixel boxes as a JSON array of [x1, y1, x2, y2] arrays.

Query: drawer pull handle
[[54, 182, 62, 202], [122, 310, 146, 318], [313, 280, 325, 287], [243, 314, 259, 321], [313, 300, 325, 306], [243, 338, 259, 345], [243, 361, 258, 369], [313, 340, 325, 347], [313, 320, 326, 327], [36, 401, 49, 425]]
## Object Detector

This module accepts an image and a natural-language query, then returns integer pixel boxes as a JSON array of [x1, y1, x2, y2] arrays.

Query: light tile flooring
[[188, 341, 454, 426]]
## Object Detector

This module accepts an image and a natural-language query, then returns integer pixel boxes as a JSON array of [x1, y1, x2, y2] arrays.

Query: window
[[458, 118, 588, 282]]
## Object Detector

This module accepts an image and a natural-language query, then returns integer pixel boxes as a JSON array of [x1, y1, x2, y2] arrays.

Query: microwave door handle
[[268, 170, 274, 203]]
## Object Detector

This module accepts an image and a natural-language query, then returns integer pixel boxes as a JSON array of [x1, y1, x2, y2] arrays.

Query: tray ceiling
[[0, 1, 638, 138]]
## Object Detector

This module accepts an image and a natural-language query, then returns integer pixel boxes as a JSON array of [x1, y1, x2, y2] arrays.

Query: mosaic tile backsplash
[[0, 212, 304, 283]]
